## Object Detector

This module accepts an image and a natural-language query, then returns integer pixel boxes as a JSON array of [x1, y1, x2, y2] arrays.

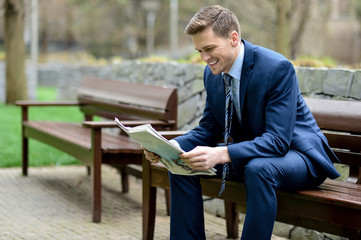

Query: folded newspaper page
[[114, 117, 216, 176]]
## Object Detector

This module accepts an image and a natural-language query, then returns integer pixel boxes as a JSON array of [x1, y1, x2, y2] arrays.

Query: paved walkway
[[0, 165, 287, 240]]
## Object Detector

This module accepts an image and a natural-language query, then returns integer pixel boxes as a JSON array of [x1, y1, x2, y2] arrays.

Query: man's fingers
[[180, 147, 204, 159], [143, 149, 161, 163]]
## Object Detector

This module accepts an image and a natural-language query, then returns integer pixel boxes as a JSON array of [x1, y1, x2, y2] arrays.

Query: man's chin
[[209, 67, 221, 76]]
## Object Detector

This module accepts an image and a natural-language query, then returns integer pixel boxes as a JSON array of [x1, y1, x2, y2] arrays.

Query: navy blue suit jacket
[[175, 40, 340, 179]]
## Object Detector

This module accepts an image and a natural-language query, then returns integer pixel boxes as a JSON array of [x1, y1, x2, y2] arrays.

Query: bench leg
[[20, 106, 29, 176], [143, 157, 157, 240], [91, 165, 102, 223], [22, 136, 28, 176], [119, 165, 129, 193], [165, 189, 170, 216], [91, 128, 102, 223], [224, 200, 239, 238]]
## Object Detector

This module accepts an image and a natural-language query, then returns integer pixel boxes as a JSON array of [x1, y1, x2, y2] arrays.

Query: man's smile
[[208, 59, 218, 66]]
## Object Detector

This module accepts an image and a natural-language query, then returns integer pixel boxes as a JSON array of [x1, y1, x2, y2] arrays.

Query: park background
[[0, 1, 360, 239], [1, 0, 361, 103]]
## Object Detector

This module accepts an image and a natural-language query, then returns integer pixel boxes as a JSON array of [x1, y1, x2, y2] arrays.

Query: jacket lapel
[[239, 40, 255, 119], [216, 74, 226, 128]]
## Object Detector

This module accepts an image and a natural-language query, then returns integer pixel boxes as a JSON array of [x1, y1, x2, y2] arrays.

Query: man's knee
[[244, 158, 275, 185]]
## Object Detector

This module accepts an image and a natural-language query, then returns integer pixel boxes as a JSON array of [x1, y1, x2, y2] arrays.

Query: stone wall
[[296, 67, 361, 100]]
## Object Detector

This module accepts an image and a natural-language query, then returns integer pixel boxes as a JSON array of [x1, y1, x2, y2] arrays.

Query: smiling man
[[144, 5, 340, 240]]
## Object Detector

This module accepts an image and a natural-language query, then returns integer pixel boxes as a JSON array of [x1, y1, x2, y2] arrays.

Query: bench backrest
[[77, 77, 177, 129], [305, 98, 361, 184]]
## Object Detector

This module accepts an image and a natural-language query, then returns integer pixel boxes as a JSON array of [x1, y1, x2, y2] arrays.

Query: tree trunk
[[276, 0, 292, 59], [291, 0, 311, 59], [39, 1, 48, 55], [65, 1, 75, 50], [4, 0, 27, 104]]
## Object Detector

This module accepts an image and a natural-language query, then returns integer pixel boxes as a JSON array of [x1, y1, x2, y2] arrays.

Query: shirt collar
[[224, 41, 244, 81]]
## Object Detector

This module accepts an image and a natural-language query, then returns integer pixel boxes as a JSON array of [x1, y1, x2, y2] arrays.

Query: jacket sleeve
[[174, 96, 224, 152]]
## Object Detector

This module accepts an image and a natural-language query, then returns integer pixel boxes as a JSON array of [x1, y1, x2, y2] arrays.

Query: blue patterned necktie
[[219, 73, 233, 197]]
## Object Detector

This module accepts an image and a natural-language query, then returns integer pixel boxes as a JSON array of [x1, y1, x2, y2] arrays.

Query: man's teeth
[[209, 60, 217, 65]]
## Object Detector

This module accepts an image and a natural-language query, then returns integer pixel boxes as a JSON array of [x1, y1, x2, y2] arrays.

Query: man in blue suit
[[145, 5, 340, 240]]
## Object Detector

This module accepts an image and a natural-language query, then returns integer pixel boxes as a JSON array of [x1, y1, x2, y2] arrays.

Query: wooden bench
[[16, 77, 177, 223], [142, 98, 361, 240]]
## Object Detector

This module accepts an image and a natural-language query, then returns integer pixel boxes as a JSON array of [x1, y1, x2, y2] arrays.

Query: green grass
[[0, 87, 83, 168]]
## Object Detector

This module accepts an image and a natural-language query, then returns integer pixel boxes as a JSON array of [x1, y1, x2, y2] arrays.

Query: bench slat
[[322, 178, 361, 191], [297, 183, 361, 209], [78, 77, 176, 111], [305, 98, 361, 133], [324, 132, 361, 153], [333, 150, 361, 167], [79, 97, 168, 121], [15, 101, 79, 107]]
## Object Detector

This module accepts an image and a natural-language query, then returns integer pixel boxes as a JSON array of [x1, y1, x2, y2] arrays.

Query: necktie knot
[[223, 73, 232, 87]]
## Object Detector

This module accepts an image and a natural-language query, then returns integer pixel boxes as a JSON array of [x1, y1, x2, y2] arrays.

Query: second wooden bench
[[16, 77, 177, 223]]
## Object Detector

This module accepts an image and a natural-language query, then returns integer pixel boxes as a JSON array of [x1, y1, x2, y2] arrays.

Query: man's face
[[192, 27, 239, 75]]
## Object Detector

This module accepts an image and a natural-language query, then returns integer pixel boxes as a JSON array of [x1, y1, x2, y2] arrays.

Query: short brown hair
[[184, 5, 241, 38]]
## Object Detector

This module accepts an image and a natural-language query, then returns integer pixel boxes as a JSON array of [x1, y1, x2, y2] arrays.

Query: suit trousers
[[168, 149, 326, 240]]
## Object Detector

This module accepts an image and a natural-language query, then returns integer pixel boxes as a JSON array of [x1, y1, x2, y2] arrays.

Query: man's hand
[[180, 146, 230, 170], [143, 148, 161, 163]]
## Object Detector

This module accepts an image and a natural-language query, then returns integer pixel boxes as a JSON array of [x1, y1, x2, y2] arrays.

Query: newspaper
[[114, 117, 216, 176]]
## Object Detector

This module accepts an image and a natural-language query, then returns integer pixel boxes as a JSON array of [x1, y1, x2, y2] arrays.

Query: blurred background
[[0, 0, 360, 65], [0, 0, 360, 169]]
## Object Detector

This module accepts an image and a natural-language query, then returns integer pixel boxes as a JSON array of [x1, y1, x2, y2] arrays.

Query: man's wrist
[[219, 146, 231, 164]]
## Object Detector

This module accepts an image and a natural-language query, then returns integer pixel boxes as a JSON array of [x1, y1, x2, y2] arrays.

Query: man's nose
[[201, 52, 210, 62]]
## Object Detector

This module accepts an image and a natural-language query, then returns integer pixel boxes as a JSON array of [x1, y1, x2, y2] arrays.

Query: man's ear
[[230, 31, 240, 47]]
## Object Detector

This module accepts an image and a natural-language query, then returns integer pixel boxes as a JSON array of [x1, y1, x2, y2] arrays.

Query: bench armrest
[[82, 120, 176, 129], [16, 100, 81, 122], [15, 100, 80, 107]]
